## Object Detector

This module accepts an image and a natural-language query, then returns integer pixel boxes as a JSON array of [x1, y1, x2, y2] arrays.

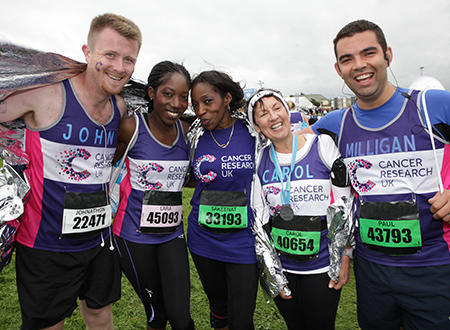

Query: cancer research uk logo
[[347, 159, 376, 193], [194, 154, 217, 183], [263, 185, 282, 214], [56, 148, 91, 181], [137, 162, 164, 190]]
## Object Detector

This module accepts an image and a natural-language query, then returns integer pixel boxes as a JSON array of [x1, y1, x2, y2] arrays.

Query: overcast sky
[[1, 0, 448, 97]]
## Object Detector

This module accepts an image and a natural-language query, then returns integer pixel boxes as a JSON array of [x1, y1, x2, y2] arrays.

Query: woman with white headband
[[248, 89, 352, 329]]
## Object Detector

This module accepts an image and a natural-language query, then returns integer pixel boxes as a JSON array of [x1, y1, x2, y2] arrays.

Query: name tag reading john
[[62, 191, 111, 235]]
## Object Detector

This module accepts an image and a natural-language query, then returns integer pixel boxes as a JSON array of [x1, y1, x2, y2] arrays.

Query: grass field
[[0, 188, 359, 329]]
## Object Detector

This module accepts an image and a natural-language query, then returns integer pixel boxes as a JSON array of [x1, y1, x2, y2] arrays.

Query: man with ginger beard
[[0, 13, 141, 329]]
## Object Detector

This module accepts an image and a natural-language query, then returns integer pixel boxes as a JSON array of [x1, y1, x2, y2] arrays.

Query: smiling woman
[[248, 88, 353, 330], [111, 61, 195, 329]]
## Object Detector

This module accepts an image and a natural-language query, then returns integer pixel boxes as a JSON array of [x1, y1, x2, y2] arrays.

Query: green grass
[[0, 188, 359, 329]]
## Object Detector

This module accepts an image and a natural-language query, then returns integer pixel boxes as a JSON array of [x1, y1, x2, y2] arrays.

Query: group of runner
[[0, 12, 449, 330]]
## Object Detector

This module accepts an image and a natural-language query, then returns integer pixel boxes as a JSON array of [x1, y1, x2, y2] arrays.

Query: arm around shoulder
[[115, 95, 129, 118], [112, 114, 137, 165]]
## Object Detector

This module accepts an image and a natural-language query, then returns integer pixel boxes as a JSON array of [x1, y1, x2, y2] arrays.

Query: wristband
[[343, 248, 354, 259]]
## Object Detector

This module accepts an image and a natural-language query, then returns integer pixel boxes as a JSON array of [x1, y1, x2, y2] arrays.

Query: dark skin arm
[[180, 117, 191, 135], [112, 114, 137, 165], [180, 118, 197, 187]]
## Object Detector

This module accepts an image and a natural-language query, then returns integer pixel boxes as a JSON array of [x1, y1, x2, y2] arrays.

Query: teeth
[[271, 123, 282, 129], [107, 73, 122, 81], [356, 73, 372, 81], [167, 111, 179, 118]]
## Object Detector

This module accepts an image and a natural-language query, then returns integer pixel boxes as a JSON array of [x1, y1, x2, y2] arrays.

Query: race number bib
[[359, 201, 422, 255], [198, 190, 248, 231], [272, 228, 320, 255], [62, 190, 111, 236], [140, 191, 183, 234], [271, 215, 323, 261]]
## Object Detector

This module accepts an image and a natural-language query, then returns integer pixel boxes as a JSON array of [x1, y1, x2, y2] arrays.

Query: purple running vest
[[187, 120, 256, 264], [113, 113, 188, 244], [18, 79, 120, 252], [258, 136, 332, 272], [338, 90, 449, 266]]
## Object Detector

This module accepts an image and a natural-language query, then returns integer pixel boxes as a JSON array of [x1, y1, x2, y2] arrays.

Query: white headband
[[247, 89, 294, 128]]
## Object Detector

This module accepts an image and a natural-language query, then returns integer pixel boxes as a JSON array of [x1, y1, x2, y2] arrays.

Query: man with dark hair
[[302, 19, 450, 329], [0, 13, 141, 329]]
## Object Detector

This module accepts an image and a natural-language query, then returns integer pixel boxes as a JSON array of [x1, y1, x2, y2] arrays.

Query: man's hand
[[429, 189, 450, 223]]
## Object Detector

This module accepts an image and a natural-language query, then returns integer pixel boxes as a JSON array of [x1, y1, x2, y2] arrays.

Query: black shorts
[[15, 243, 121, 330]]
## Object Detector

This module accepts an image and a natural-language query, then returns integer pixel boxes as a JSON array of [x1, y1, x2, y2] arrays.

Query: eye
[[192, 103, 198, 111], [163, 92, 173, 97], [182, 95, 189, 101], [105, 53, 115, 58], [204, 98, 213, 105], [124, 57, 135, 65]]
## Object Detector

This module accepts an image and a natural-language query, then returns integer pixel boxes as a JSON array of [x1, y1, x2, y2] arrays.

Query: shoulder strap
[[109, 113, 139, 192]]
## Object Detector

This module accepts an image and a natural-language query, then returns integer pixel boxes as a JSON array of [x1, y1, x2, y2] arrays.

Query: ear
[[334, 62, 343, 79], [385, 47, 393, 67], [148, 87, 155, 100], [224, 92, 232, 106], [82, 44, 91, 62]]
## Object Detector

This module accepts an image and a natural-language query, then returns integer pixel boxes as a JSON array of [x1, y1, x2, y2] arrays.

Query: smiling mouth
[[355, 73, 374, 82], [167, 110, 180, 118], [271, 123, 282, 129], [106, 72, 125, 81]]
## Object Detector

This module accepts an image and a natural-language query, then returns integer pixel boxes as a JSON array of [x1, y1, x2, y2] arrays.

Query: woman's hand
[[328, 255, 351, 290], [279, 286, 292, 300]]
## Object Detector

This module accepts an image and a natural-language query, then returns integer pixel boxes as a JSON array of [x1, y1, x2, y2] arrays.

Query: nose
[[170, 97, 181, 109], [353, 55, 366, 70], [268, 109, 278, 121], [195, 103, 206, 117], [111, 57, 125, 73]]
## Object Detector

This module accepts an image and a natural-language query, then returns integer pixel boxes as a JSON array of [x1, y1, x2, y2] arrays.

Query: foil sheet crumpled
[[326, 195, 355, 282], [0, 162, 29, 223], [253, 219, 288, 299], [0, 42, 86, 101], [0, 162, 30, 270]]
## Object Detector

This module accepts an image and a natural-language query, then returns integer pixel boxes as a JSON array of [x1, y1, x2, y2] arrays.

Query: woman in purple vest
[[186, 71, 259, 329], [247, 89, 352, 330], [112, 61, 195, 330]]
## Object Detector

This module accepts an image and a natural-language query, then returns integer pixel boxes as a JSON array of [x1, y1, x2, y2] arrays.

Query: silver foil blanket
[[326, 195, 355, 282], [0, 42, 86, 101], [253, 220, 288, 299], [0, 163, 29, 223]]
